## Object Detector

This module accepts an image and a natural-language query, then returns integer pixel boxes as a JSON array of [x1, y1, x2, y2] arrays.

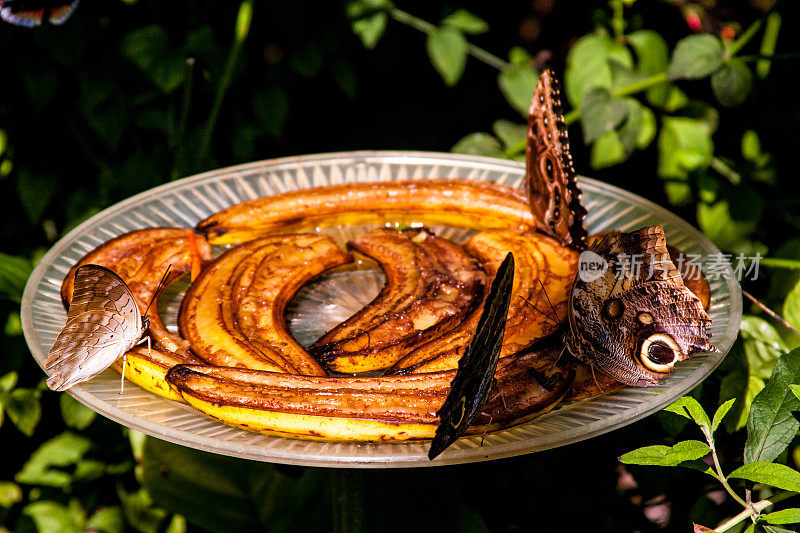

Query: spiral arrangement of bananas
[[57, 180, 584, 446]]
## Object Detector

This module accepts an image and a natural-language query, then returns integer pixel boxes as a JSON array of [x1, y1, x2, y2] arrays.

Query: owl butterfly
[[525, 70, 716, 386], [0, 0, 78, 27], [46, 264, 168, 391]]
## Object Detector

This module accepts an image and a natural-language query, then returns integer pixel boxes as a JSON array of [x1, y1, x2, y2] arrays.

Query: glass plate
[[21, 151, 742, 468]]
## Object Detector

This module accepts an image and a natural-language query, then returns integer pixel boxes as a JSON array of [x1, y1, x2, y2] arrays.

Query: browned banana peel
[[196, 180, 535, 245], [310, 228, 486, 373], [165, 348, 573, 441], [390, 230, 578, 374], [60, 228, 213, 399], [179, 234, 352, 375]]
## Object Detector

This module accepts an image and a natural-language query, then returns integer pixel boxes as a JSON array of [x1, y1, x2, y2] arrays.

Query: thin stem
[[199, 0, 253, 165], [727, 16, 764, 57], [390, 8, 509, 71], [710, 157, 742, 185], [760, 258, 800, 270], [757, 13, 782, 78], [714, 492, 798, 532], [706, 432, 749, 509], [741, 51, 800, 62], [610, 0, 625, 42], [742, 289, 800, 337]]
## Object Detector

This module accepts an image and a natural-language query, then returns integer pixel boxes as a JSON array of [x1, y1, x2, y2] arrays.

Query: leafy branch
[[622, 349, 800, 531]]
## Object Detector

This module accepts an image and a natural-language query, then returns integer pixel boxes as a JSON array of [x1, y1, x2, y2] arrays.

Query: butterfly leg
[[120, 350, 126, 395], [479, 414, 493, 447]]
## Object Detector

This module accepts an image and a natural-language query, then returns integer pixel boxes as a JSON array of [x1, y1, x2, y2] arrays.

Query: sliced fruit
[[60, 227, 212, 362], [166, 349, 573, 441], [179, 234, 352, 374], [196, 180, 535, 245], [310, 228, 486, 373], [390, 230, 579, 374]]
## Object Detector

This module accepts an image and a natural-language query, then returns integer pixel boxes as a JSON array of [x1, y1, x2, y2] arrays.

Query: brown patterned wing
[[46, 265, 144, 391], [566, 226, 717, 386], [525, 69, 587, 249]]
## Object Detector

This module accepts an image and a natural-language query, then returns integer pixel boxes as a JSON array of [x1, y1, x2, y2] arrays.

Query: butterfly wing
[[46, 265, 143, 391], [525, 69, 588, 249], [566, 226, 716, 386], [0, 0, 79, 27]]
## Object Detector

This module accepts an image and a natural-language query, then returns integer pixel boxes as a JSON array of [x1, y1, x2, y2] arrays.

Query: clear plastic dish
[[21, 151, 742, 468]]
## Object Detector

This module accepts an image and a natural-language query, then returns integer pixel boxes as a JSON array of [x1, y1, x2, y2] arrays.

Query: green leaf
[[617, 98, 652, 153], [0, 481, 22, 508], [117, 486, 168, 533], [729, 461, 800, 492], [790, 384, 800, 401], [426, 26, 468, 86], [627, 30, 669, 106], [452, 133, 505, 158], [346, 0, 391, 48], [17, 169, 58, 225], [498, 64, 538, 115], [86, 506, 123, 533], [442, 10, 488, 35], [663, 396, 711, 431], [580, 88, 627, 143], [658, 116, 714, 181], [637, 105, 656, 149], [22, 501, 83, 533], [565, 34, 613, 108], [0, 252, 32, 303], [742, 130, 762, 161], [120, 25, 185, 94], [16, 432, 92, 488], [761, 508, 800, 525], [711, 58, 754, 107], [5, 388, 41, 437], [719, 370, 764, 432], [744, 349, 800, 464], [668, 34, 724, 80], [590, 130, 627, 169], [711, 399, 736, 434], [619, 440, 711, 467], [783, 278, 800, 333], [740, 316, 788, 380], [492, 120, 526, 151], [60, 394, 97, 430]]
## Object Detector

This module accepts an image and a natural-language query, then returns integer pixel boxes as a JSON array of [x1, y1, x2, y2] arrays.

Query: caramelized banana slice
[[390, 230, 579, 374], [166, 349, 573, 441], [196, 180, 535, 245], [59, 228, 212, 399], [310, 229, 486, 374], [179, 234, 352, 374]]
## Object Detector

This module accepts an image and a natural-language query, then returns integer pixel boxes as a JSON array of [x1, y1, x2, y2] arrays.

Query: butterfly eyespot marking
[[553, 186, 561, 204], [547, 131, 552, 141], [637, 312, 654, 325], [639, 334, 681, 373], [543, 116, 549, 127], [552, 206, 561, 221], [548, 219, 557, 230], [544, 157, 555, 181], [602, 298, 624, 320], [539, 94, 545, 104]]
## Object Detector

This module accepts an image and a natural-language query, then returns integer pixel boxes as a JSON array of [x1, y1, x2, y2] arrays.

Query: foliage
[[2, 0, 800, 531]]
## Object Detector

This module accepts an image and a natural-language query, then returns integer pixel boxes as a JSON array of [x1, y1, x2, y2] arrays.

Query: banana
[[389, 230, 579, 374], [309, 228, 486, 373], [60, 228, 213, 401], [166, 349, 573, 441], [196, 180, 535, 245], [179, 234, 352, 374]]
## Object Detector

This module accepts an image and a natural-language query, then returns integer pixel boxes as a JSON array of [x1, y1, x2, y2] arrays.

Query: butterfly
[[46, 264, 167, 391], [429, 252, 515, 460], [525, 70, 716, 386], [0, 0, 79, 27]]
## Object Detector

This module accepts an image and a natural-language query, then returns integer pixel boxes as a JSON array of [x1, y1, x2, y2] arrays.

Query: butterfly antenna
[[143, 264, 172, 318], [536, 279, 561, 323], [520, 295, 558, 325]]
